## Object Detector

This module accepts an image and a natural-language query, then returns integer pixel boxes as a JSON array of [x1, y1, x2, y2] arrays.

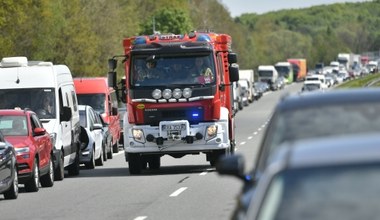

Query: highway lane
[[0, 82, 303, 220]]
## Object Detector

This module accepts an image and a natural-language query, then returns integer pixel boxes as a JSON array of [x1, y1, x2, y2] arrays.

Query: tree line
[[1, 0, 379, 77]]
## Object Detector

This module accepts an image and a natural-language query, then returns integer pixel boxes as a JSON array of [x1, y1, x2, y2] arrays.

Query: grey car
[[217, 88, 380, 219], [245, 133, 380, 220]]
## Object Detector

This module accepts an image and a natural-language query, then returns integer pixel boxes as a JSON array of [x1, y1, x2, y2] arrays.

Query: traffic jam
[[1, 1, 380, 220]]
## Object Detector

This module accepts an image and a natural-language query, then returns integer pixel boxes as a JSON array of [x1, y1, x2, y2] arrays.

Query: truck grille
[[144, 107, 204, 126]]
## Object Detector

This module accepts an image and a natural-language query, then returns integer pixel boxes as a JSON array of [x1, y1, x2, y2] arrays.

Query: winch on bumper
[[124, 120, 229, 154]]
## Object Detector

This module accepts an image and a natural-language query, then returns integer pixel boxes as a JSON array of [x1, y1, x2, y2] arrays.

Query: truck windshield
[[77, 94, 105, 114], [131, 54, 216, 87], [258, 70, 273, 77], [275, 66, 290, 77], [0, 88, 56, 119]]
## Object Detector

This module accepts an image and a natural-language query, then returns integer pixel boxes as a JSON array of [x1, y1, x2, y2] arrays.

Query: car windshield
[[275, 66, 290, 76], [0, 115, 28, 136], [77, 94, 105, 114], [266, 102, 380, 151], [130, 54, 216, 87], [79, 110, 88, 128], [257, 164, 380, 220], [0, 88, 56, 119]]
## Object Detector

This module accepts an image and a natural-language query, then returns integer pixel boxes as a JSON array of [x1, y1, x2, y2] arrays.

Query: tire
[[102, 142, 107, 162], [54, 152, 64, 181], [107, 142, 113, 159], [85, 148, 95, 169], [148, 156, 160, 170], [112, 141, 119, 153], [68, 149, 80, 176], [209, 150, 226, 167], [3, 167, 18, 199], [128, 153, 142, 175], [40, 157, 54, 187], [95, 148, 104, 166], [25, 159, 39, 192]]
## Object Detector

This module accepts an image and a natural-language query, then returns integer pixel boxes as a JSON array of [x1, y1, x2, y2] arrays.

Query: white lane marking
[[261, 124, 266, 128], [200, 171, 208, 176], [170, 187, 188, 197], [253, 132, 258, 135], [248, 136, 253, 140], [134, 217, 147, 220], [240, 141, 246, 145], [258, 128, 262, 131]]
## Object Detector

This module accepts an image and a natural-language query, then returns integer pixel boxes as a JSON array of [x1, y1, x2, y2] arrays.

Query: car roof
[[0, 109, 33, 116], [269, 132, 380, 169], [277, 88, 380, 111]]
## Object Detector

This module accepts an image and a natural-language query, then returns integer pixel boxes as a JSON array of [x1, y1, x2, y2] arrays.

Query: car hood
[[4, 136, 32, 148]]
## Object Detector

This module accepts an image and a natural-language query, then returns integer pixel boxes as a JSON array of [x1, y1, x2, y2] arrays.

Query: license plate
[[162, 124, 186, 131]]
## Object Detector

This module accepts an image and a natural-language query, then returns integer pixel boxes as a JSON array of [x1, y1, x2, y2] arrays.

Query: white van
[[0, 56, 81, 180], [305, 74, 328, 89]]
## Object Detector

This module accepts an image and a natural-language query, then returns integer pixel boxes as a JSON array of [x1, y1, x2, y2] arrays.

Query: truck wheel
[[68, 150, 80, 176], [107, 142, 113, 159], [25, 159, 40, 192], [209, 150, 226, 167], [128, 153, 142, 175], [3, 167, 18, 199], [148, 156, 161, 170], [40, 157, 54, 187], [54, 152, 64, 181]]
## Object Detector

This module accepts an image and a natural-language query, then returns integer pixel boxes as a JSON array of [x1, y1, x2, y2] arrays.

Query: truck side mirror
[[108, 72, 117, 88], [108, 58, 117, 70], [229, 63, 239, 82], [228, 53, 238, 64]]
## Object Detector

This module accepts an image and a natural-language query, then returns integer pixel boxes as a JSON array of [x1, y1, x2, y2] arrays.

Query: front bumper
[[124, 120, 229, 154]]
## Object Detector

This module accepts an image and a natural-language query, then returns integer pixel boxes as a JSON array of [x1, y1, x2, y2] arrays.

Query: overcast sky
[[219, 0, 371, 17]]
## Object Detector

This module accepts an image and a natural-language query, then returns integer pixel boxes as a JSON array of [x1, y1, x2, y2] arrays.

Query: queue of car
[[0, 56, 123, 200]]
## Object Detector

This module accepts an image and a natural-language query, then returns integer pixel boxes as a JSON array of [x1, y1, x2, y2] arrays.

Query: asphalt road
[[0, 82, 303, 220]]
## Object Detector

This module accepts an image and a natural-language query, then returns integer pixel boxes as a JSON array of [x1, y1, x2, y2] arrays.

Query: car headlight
[[172, 88, 182, 99], [162, 89, 172, 99], [132, 129, 145, 143], [15, 146, 30, 158], [152, 89, 162, 99], [205, 125, 218, 140], [183, 88, 192, 98]]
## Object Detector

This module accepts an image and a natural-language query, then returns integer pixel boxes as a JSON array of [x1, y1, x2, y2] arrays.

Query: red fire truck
[[108, 31, 239, 174]]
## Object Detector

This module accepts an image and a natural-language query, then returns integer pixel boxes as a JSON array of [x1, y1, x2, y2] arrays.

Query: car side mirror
[[34, 127, 46, 136]]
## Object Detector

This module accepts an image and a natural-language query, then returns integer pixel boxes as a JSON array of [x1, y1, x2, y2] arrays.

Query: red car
[[0, 109, 54, 192]]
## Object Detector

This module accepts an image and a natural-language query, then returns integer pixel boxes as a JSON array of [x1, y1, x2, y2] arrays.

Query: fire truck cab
[[108, 31, 239, 174]]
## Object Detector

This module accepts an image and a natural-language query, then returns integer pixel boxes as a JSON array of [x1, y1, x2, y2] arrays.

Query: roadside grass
[[336, 73, 380, 88]]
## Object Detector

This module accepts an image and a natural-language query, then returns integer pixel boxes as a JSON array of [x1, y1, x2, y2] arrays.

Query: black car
[[245, 133, 380, 219], [217, 88, 380, 219], [0, 131, 18, 199]]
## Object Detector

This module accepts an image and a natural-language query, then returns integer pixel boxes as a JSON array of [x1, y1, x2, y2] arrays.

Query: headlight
[[172, 88, 182, 99], [162, 89, 172, 99], [183, 88, 192, 98], [205, 125, 218, 140], [132, 129, 145, 143], [152, 89, 162, 99], [15, 146, 30, 158]]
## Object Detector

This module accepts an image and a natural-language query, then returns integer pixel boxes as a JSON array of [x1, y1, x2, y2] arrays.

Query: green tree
[[139, 8, 193, 34]]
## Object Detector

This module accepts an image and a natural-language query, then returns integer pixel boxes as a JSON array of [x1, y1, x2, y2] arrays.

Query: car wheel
[[54, 152, 64, 181], [107, 142, 113, 159], [25, 159, 40, 192], [102, 142, 107, 162], [148, 156, 160, 170], [3, 166, 18, 199], [128, 153, 142, 175], [112, 141, 119, 153], [40, 157, 54, 187], [85, 147, 95, 169], [68, 149, 80, 176], [95, 148, 104, 166]]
